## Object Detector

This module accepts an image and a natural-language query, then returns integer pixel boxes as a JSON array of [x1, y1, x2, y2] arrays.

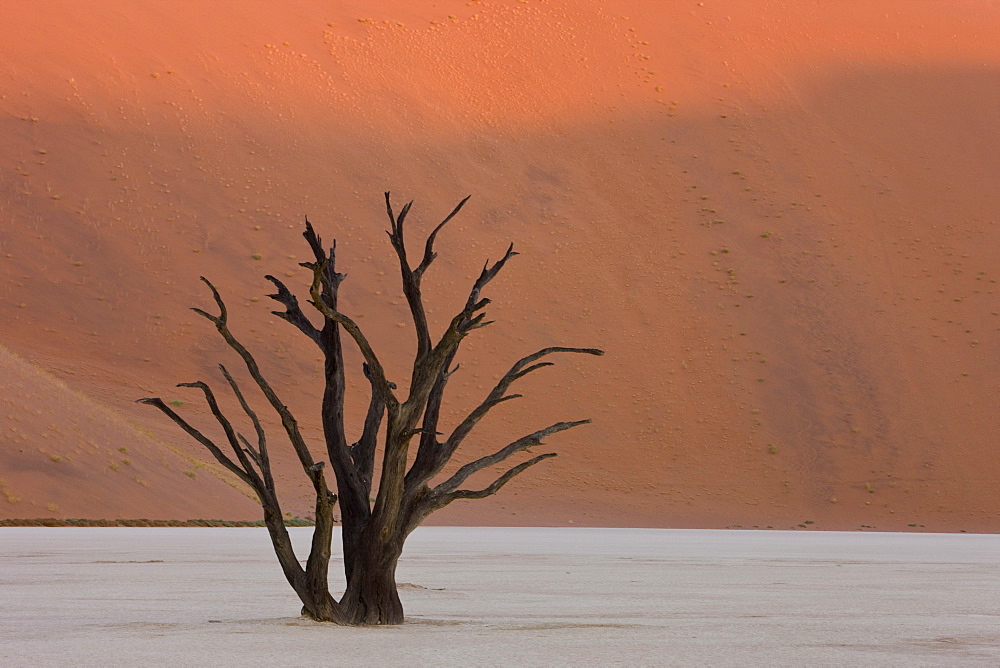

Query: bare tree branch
[[134, 397, 255, 491], [191, 277, 325, 489], [351, 363, 391, 498], [292, 221, 371, 517], [190, 275, 228, 325], [383, 193, 474, 378], [307, 262, 398, 409], [265, 275, 321, 346], [174, 379, 265, 489], [301, 218, 347, 303], [467, 245, 519, 309], [408, 347, 603, 487], [417, 245, 519, 386], [365, 193, 478, 524], [414, 195, 470, 279], [385, 193, 431, 361], [431, 453, 557, 510], [237, 432, 262, 468], [433, 420, 590, 496], [219, 364, 273, 494], [402, 361, 455, 495]]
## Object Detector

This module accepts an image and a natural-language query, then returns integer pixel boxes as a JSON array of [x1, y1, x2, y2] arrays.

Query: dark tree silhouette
[[139, 193, 602, 625]]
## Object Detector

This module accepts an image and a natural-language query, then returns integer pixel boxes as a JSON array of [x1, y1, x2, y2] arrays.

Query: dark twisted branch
[[134, 396, 255, 490], [290, 221, 371, 516], [237, 433, 262, 468], [441, 244, 516, 344], [415, 195, 469, 279], [138, 387, 317, 604], [445, 346, 602, 452], [219, 364, 273, 494], [405, 251, 571, 494], [265, 275, 320, 346], [409, 452, 558, 530], [406, 362, 455, 487], [433, 419, 590, 497], [409, 246, 518, 410], [302, 218, 347, 302], [394, 245, 522, 516], [264, 219, 344, 348], [384, 193, 470, 363], [446, 452, 557, 501], [364, 198, 512, 534], [191, 277, 326, 491], [294, 226, 398, 576], [174, 380, 264, 489], [162, 275, 341, 617], [408, 347, 603, 487], [385, 194, 430, 360], [142, 382, 327, 616], [295, 220, 356, 597], [351, 363, 392, 497], [307, 262, 398, 409], [400, 214, 513, 489]]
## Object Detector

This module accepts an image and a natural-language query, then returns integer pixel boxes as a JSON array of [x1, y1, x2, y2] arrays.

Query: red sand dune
[[1, 1, 997, 531]]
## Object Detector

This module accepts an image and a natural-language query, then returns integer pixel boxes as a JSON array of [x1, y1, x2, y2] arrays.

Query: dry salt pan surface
[[1, 528, 998, 666]]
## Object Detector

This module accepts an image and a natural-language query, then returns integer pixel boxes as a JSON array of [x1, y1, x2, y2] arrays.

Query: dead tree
[[139, 193, 602, 625]]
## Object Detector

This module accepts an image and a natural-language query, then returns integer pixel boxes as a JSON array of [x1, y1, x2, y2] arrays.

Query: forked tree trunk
[[138, 194, 602, 625]]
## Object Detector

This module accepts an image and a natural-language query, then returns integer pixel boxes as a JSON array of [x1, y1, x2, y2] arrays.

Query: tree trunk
[[302, 490, 339, 620], [261, 504, 343, 623], [339, 503, 369, 585], [299, 588, 343, 623], [340, 540, 404, 625]]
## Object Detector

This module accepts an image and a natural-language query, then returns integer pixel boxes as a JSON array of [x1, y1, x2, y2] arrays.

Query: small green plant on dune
[[0, 480, 22, 504]]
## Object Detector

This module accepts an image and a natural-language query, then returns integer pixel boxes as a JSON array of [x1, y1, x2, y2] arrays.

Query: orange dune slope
[[1, 1, 997, 530], [0, 345, 259, 519]]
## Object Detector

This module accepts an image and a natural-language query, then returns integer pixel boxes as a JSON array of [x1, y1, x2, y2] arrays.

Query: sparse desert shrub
[[0, 480, 22, 504]]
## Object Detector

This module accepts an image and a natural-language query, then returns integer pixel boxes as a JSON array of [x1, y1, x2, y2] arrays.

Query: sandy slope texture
[[1, 1, 998, 529], [0, 345, 259, 519], [1, 527, 999, 665]]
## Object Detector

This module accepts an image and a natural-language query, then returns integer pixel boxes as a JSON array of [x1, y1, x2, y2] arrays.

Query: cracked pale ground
[[1, 528, 998, 665]]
